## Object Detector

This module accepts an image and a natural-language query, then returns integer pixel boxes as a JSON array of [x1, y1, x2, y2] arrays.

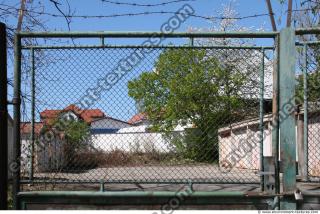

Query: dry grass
[[47, 149, 198, 172], [67, 149, 189, 168], [97, 149, 165, 167]]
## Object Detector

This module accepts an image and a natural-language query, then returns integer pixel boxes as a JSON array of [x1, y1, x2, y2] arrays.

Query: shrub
[[165, 128, 219, 163], [60, 149, 105, 172]]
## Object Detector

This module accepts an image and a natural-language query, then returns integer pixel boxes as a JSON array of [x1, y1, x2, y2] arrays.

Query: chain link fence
[[17, 40, 275, 191], [297, 42, 320, 182], [306, 43, 320, 181]]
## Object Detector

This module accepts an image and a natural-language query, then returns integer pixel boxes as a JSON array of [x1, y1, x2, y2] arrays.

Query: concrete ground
[[32, 165, 260, 183], [20, 165, 320, 194], [18, 165, 320, 210]]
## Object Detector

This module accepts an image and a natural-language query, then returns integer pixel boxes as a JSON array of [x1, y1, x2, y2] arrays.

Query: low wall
[[90, 132, 173, 153]]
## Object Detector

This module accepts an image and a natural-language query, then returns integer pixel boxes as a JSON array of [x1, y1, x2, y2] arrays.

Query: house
[[218, 108, 320, 178], [128, 112, 149, 126], [20, 104, 132, 172], [40, 104, 105, 125], [90, 117, 132, 134], [41, 104, 131, 133]]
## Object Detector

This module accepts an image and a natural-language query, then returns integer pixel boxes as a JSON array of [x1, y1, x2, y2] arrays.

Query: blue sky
[[44, 0, 286, 32], [5, 0, 291, 122], [19, 0, 289, 47]]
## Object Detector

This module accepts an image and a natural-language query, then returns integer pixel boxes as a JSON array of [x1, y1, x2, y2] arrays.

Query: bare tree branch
[[48, 0, 72, 31]]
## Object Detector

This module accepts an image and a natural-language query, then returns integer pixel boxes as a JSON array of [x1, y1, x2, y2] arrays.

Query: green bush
[[166, 128, 219, 163]]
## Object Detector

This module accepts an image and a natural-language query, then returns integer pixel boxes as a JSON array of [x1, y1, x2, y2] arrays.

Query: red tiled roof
[[20, 122, 44, 135], [128, 112, 148, 124], [40, 110, 60, 119], [40, 104, 105, 124], [64, 104, 81, 112]]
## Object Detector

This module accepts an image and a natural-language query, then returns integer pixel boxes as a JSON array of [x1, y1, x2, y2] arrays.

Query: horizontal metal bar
[[18, 31, 278, 38], [296, 41, 320, 46], [17, 191, 276, 210], [18, 192, 276, 210], [302, 192, 320, 197], [21, 44, 275, 50], [295, 28, 320, 35], [304, 179, 320, 183], [19, 190, 320, 199], [20, 179, 260, 185], [17, 191, 272, 198], [258, 171, 275, 175]]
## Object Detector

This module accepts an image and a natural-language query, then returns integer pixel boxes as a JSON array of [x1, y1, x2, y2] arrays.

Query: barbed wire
[[101, 0, 196, 7], [289, 7, 320, 12], [0, 3, 270, 21]]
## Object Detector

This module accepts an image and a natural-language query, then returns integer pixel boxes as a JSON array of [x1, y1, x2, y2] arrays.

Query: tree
[[59, 119, 89, 168], [275, 0, 319, 31], [62, 120, 90, 147], [296, 72, 320, 104], [0, 0, 74, 119], [128, 2, 269, 163], [290, 0, 320, 105], [0, 0, 73, 50], [292, 0, 320, 31], [128, 48, 260, 162], [296, 47, 320, 105], [40, 118, 90, 170]]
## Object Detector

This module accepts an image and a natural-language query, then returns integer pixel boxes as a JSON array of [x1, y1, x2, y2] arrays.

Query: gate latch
[[294, 189, 303, 201]]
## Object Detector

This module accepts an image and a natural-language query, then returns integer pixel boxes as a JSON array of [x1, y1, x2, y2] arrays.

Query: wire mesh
[[295, 42, 320, 182], [18, 44, 273, 191], [305, 43, 320, 181]]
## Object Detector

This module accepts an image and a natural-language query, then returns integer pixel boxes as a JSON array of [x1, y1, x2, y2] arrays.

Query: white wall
[[90, 125, 173, 153]]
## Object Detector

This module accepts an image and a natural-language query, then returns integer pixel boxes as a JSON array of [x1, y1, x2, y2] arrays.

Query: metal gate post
[[279, 27, 297, 210], [259, 48, 265, 192], [271, 34, 280, 196], [29, 48, 35, 181], [12, 33, 21, 210], [0, 22, 8, 210], [302, 44, 308, 181]]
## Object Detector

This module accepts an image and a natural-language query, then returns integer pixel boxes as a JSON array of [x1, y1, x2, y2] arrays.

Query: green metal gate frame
[[11, 27, 320, 210]]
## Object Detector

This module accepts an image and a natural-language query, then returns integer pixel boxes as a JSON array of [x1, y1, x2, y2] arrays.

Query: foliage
[[40, 118, 90, 148], [40, 117, 90, 170], [62, 120, 90, 147], [128, 48, 259, 162], [296, 50, 320, 106], [296, 71, 320, 104], [127, 1, 265, 163], [60, 119, 90, 169], [278, 0, 319, 30], [164, 128, 219, 163]]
